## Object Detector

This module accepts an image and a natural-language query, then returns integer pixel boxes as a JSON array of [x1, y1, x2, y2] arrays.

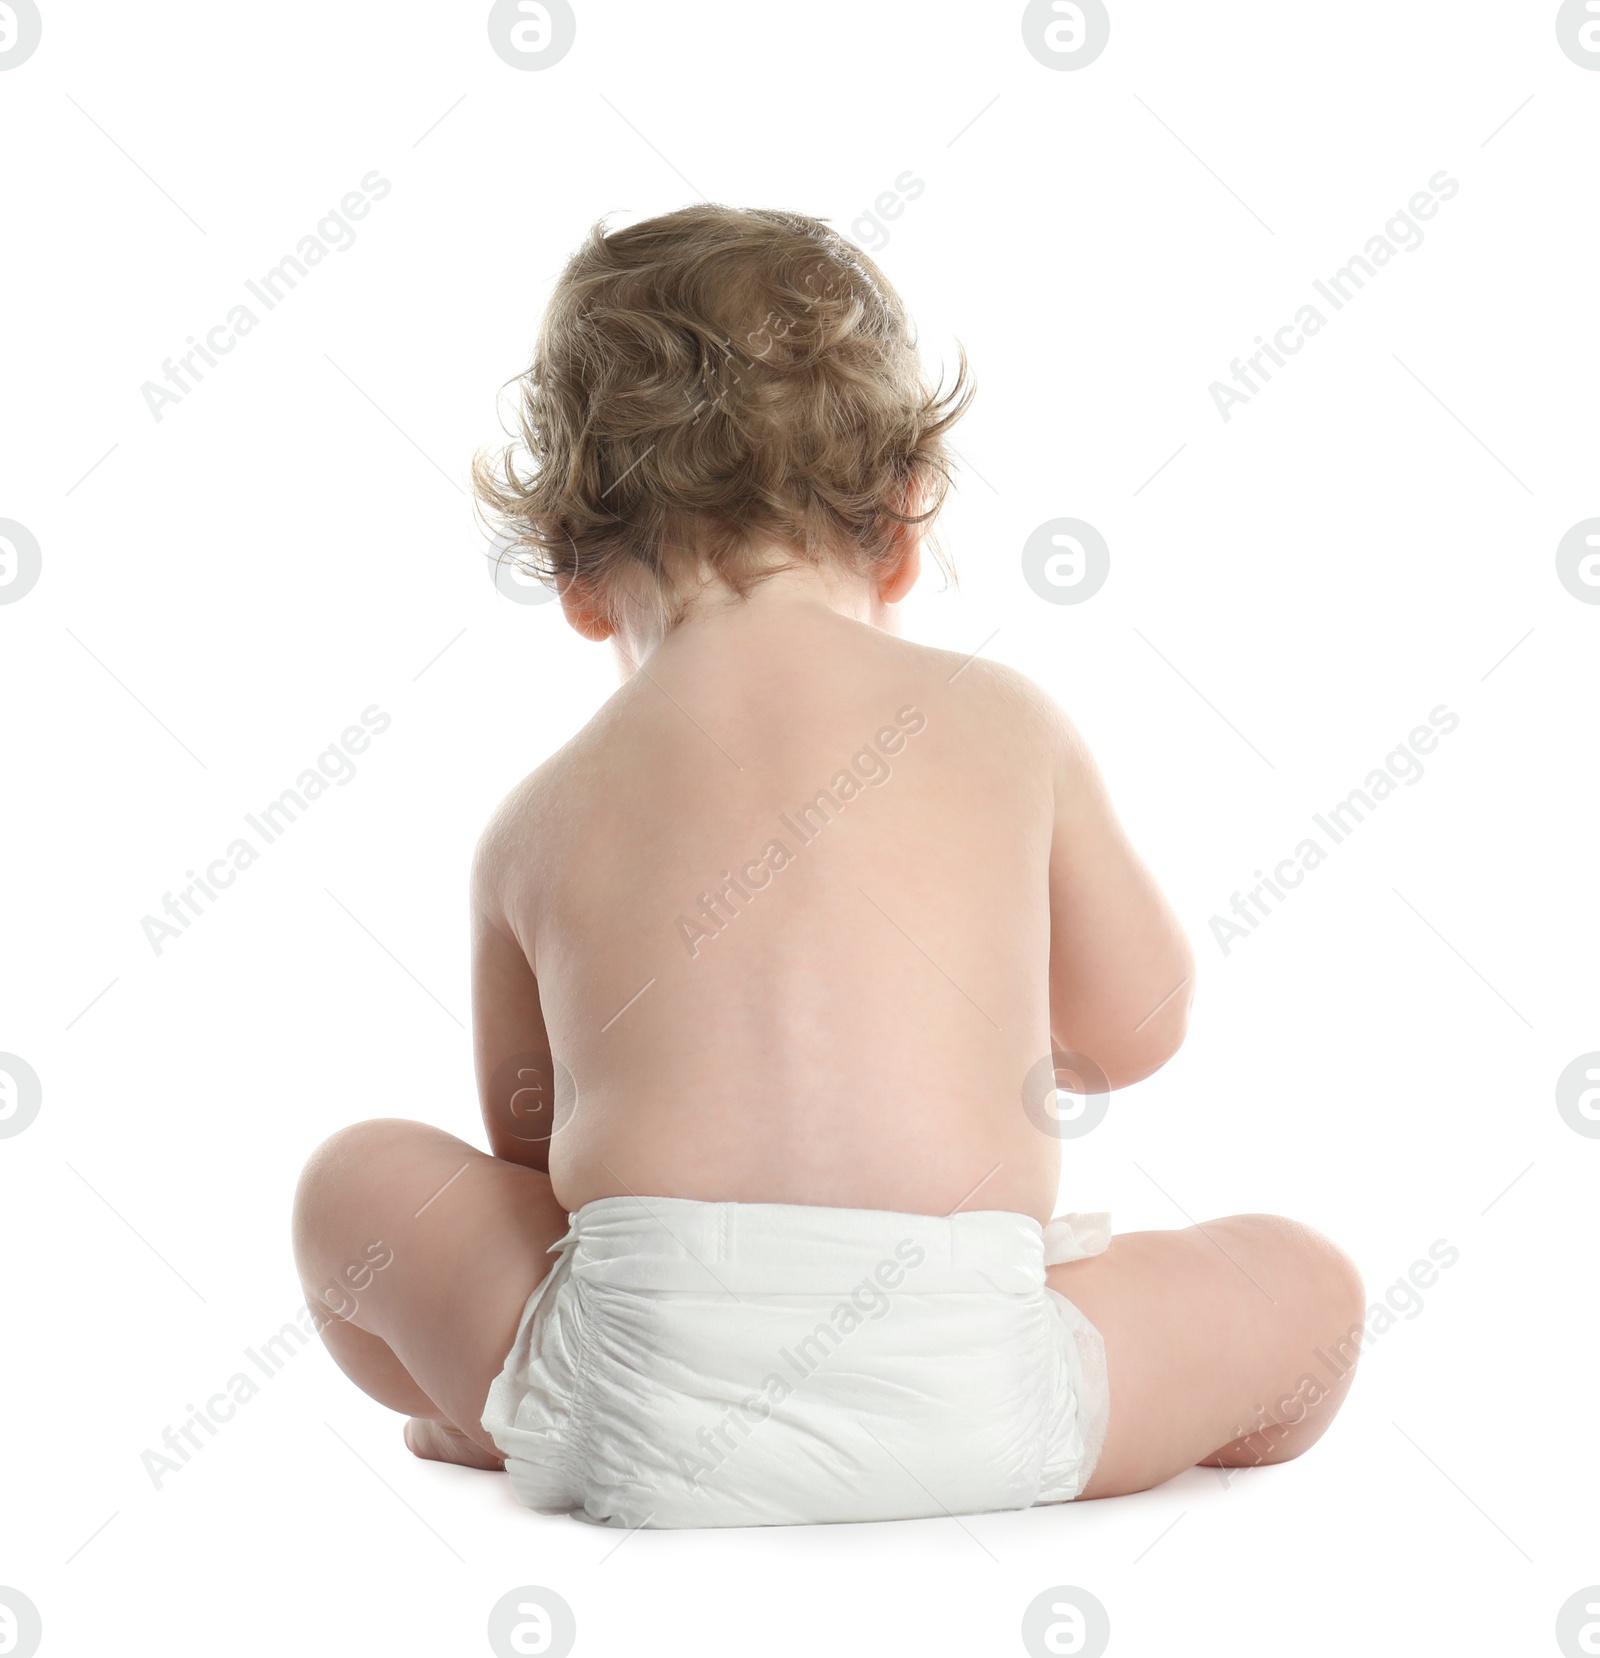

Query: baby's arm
[[1046, 706, 1194, 1089], [470, 805, 557, 1170]]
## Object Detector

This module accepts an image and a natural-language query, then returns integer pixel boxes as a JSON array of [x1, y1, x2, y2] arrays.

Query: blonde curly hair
[[473, 204, 973, 628]]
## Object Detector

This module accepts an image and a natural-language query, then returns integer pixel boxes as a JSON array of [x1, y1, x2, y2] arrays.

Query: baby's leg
[[1048, 1214, 1365, 1498], [292, 1118, 569, 1467]]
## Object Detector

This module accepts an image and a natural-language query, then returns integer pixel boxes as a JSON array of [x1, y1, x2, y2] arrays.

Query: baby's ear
[[878, 537, 922, 605], [558, 581, 614, 641], [878, 473, 928, 603]]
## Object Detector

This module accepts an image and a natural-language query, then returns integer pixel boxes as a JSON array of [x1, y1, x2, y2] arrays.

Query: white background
[[2, 2, 1597, 1654]]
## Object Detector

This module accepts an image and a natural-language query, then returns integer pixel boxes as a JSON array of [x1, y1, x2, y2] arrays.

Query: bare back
[[471, 596, 1191, 1223]]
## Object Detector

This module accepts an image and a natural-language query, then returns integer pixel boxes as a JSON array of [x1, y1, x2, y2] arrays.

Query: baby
[[293, 206, 1363, 1528]]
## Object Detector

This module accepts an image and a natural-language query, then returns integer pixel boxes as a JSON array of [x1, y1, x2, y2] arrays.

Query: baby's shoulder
[[469, 734, 583, 912], [888, 637, 1069, 750]]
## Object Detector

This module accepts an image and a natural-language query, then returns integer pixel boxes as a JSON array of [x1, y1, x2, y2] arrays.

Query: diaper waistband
[[550, 1196, 1109, 1296]]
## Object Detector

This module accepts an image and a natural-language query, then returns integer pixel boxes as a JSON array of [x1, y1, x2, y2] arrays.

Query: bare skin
[[293, 540, 1363, 1491]]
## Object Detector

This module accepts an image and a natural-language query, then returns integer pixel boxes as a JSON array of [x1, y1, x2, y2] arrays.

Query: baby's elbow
[[1051, 952, 1195, 1092], [1103, 1035, 1184, 1091], [1100, 992, 1191, 1091]]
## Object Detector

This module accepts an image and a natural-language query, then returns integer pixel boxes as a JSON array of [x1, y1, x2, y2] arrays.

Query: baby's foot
[[403, 1416, 505, 1471]]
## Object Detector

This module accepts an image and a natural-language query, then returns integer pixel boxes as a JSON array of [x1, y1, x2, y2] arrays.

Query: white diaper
[[480, 1196, 1111, 1529]]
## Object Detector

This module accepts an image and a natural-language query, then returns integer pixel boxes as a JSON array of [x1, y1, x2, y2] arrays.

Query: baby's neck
[[612, 565, 891, 680]]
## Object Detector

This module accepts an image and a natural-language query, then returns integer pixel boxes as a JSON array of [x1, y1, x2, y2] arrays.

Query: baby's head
[[474, 205, 971, 646]]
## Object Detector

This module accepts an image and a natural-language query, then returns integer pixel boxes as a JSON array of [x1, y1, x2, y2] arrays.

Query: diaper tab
[[1042, 1212, 1112, 1265]]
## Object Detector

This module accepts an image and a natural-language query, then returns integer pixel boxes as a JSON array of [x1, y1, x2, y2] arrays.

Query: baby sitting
[[293, 204, 1363, 1528]]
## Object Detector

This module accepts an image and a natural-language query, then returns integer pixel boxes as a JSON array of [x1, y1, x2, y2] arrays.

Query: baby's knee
[[1282, 1218, 1364, 1343], [1215, 1212, 1365, 1338], [292, 1118, 439, 1246], [1313, 1231, 1365, 1343]]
